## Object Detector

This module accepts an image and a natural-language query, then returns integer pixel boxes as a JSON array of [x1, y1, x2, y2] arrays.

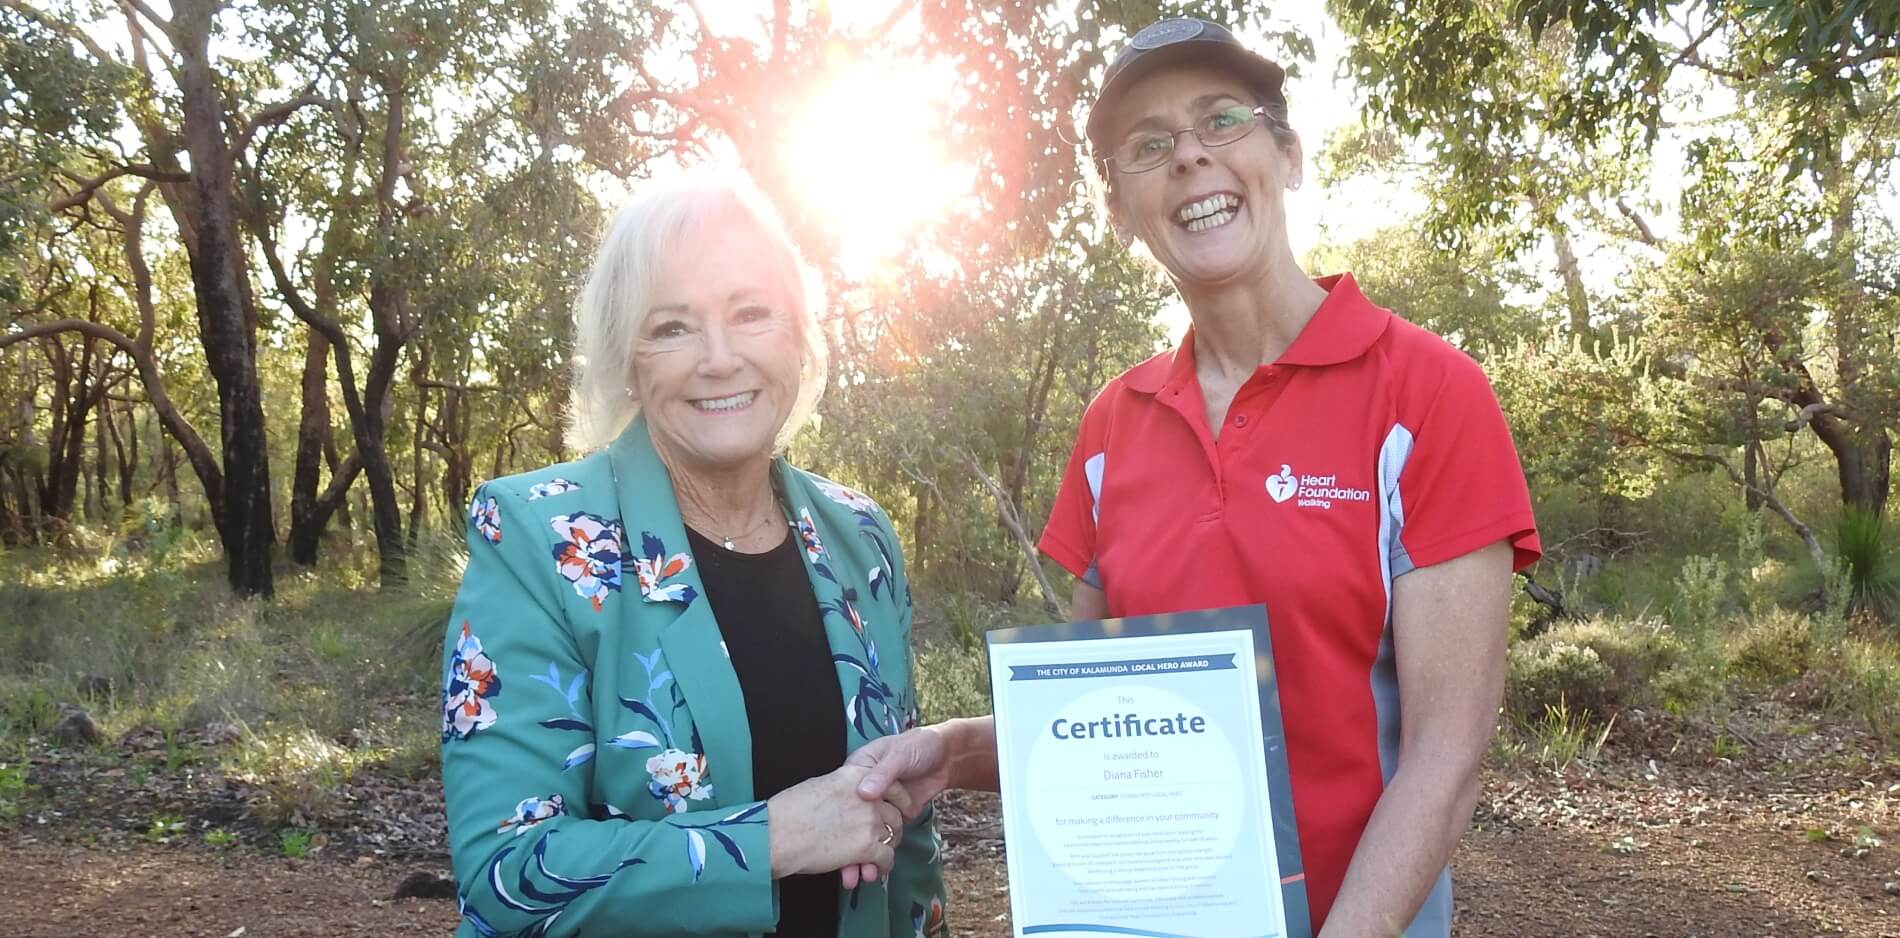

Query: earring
[[1290, 180, 1302, 191], [623, 386, 636, 400]]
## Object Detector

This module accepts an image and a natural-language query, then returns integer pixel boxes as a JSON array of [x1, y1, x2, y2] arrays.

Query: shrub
[[278, 828, 315, 859], [1515, 695, 1614, 771], [1833, 508, 1900, 620], [0, 763, 31, 821], [0, 682, 62, 738], [1552, 618, 1687, 692], [1726, 612, 1815, 687], [1506, 638, 1616, 720], [1670, 555, 1731, 636], [1652, 661, 1724, 713], [1828, 638, 1900, 743], [914, 641, 992, 721], [1507, 617, 1686, 720]]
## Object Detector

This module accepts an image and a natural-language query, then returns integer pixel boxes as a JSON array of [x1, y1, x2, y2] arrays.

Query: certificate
[[985, 605, 1310, 938]]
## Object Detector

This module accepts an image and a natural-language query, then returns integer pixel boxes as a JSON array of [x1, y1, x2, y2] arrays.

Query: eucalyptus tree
[[2, 0, 326, 594], [240, 0, 564, 583], [1331, 0, 1900, 520]]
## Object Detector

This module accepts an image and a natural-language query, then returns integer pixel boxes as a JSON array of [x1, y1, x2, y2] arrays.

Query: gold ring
[[878, 822, 897, 846]]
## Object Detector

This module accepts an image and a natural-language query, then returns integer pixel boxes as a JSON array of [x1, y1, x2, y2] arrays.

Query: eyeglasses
[[1100, 105, 1275, 174]]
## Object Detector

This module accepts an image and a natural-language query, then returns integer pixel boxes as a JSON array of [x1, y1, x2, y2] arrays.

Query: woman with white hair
[[440, 171, 948, 938]]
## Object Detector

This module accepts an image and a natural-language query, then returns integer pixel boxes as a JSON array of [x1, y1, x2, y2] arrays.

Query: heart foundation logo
[[1265, 464, 1298, 503]]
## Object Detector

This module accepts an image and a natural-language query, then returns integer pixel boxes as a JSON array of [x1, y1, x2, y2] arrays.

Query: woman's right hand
[[765, 764, 913, 881]]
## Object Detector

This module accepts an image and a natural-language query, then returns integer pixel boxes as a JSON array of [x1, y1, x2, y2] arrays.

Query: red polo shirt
[[1039, 273, 1539, 933]]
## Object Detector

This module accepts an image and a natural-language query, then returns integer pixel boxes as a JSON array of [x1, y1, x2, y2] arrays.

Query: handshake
[[762, 718, 991, 887]]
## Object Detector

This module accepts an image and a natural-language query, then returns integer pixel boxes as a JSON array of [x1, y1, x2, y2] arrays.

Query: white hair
[[566, 169, 829, 453]]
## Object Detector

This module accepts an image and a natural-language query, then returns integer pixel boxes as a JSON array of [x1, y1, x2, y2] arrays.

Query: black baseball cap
[[1084, 17, 1288, 157]]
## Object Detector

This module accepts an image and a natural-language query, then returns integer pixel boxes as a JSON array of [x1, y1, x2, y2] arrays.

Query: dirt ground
[[6, 704, 1898, 937]]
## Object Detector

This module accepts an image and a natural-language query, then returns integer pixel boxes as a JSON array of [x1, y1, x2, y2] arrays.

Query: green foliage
[[1670, 556, 1732, 637], [226, 726, 370, 826], [1515, 695, 1614, 771], [1826, 638, 1900, 743], [143, 815, 186, 844], [1485, 330, 1665, 499], [1306, 227, 1539, 353], [803, 226, 1168, 603], [0, 683, 60, 739], [0, 763, 30, 821], [202, 828, 238, 848], [277, 828, 315, 859], [914, 642, 993, 723], [1507, 618, 1687, 720], [1652, 660, 1725, 714], [1832, 509, 1900, 620], [1726, 613, 1816, 687], [1507, 637, 1616, 720]]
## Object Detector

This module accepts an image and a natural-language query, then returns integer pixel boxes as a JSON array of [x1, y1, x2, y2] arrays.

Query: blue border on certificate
[[987, 604, 1312, 938]]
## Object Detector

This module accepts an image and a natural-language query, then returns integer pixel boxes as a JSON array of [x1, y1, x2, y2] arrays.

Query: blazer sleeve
[[442, 480, 778, 937], [873, 505, 952, 938]]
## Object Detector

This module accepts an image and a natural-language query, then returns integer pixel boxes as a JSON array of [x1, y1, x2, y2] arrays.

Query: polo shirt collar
[[1124, 272, 1390, 395], [1280, 273, 1390, 366]]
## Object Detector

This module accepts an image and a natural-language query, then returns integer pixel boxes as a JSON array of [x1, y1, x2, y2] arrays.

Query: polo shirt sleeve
[[1039, 393, 1111, 585], [1393, 353, 1541, 573]]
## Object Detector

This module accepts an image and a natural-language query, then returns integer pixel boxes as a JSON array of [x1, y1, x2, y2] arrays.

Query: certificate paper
[[986, 605, 1310, 938]]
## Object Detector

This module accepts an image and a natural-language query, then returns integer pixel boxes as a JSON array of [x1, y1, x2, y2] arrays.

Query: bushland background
[[2, 1, 1897, 935]]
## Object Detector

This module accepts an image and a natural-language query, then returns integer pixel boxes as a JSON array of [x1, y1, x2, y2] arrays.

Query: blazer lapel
[[778, 465, 901, 748], [607, 417, 756, 807]]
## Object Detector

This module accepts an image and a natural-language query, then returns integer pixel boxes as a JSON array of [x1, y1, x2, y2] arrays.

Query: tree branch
[[1784, 401, 1843, 433], [48, 165, 189, 213], [0, 0, 116, 64], [1665, 448, 1825, 571], [955, 448, 1063, 619], [1615, 197, 1659, 246], [230, 91, 325, 158], [122, 0, 176, 43]]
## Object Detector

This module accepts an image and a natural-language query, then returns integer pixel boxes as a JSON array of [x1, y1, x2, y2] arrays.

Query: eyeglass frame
[[1094, 104, 1281, 175]]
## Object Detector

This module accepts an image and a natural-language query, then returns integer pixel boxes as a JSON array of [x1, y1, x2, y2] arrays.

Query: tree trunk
[[177, 0, 274, 596], [107, 397, 136, 507], [1550, 223, 1591, 337], [325, 430, 353, 530], [1743, 438, 1763, 512], [1834, 427, 1891, 517], [288, 330, 333, 565], [88, 392, 108, 520], [912, 482, 932, 580], [39, 334, 98, 523], [407, 345, 431, 550]]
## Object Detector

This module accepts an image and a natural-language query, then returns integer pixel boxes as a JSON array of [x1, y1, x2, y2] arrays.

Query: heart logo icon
[[1266, 464, 1297, 503]]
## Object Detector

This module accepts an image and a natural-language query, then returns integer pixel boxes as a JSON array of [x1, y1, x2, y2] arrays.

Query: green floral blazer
[[441, 417, 948, 938]]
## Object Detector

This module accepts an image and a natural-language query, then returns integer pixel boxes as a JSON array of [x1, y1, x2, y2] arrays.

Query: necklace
[[695, 499, 790, 551]]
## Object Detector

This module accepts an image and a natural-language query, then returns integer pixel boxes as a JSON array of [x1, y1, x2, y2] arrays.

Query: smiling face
[[1102, 64, 1302, 289], [630, 216, 806, 478]]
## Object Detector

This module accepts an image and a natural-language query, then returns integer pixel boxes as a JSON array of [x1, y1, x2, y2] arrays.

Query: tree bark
[[288, 329, 333, 565], [407, 343, 431, 549], [1549, 223, 1591, 338], [253, 77, 413, 587], [176, 0, 275, 596]]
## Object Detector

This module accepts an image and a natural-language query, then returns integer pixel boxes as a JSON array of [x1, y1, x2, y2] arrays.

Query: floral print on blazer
[[440, 417, 948, 938]]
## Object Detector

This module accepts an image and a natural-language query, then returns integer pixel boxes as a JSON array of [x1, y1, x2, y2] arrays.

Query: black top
[[686, 524, 847, 938]]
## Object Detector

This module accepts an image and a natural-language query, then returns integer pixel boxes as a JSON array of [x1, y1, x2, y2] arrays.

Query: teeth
[[694, 391, 755, 412], [1176, 194, 1241, 224], [1185, 207, 1238, 232]]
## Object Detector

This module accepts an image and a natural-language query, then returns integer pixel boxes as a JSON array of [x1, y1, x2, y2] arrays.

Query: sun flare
[[786, 56, 974, 278]]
